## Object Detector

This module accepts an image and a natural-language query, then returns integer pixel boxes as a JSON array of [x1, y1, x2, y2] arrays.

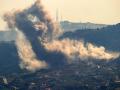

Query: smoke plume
[[43, 39, 120, 61], [3, 0, 62, 71], [16, 30, 47, 71], [4, 0, 120, 71]]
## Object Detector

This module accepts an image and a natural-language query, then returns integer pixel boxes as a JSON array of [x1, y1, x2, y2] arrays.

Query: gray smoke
[[4, 0, 120, 71]]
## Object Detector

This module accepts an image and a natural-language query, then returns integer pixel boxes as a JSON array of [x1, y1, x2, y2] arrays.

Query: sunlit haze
[[0, 0, 120, 30]]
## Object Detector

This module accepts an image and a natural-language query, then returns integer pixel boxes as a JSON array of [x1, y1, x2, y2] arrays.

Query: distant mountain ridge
[[60, 21, 107, 32], [0, 21, 109, 41], [60, 23, 120, 51], [0, 30, 16, 41]]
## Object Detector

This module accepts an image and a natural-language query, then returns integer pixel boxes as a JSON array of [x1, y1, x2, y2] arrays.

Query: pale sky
[[0, 0, 120, 30]]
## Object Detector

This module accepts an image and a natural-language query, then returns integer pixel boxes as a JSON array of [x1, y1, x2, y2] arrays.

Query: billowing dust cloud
[[16, 30, 47, 71], [4, 0, 120, 71], [43, 39, 119, 61]]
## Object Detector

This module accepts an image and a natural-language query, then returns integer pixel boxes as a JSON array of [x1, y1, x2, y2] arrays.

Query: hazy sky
[[0, 0, 120, 30]]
